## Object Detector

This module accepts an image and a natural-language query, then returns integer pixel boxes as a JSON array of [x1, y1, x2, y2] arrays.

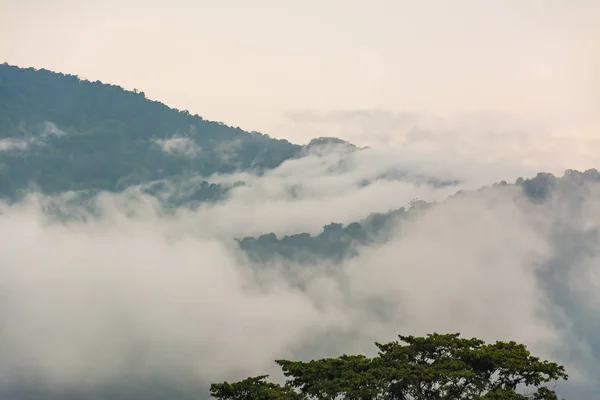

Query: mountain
[[239, 169, 600, 264], [0, 63, 303, 199], [1, 64, 462, 210]]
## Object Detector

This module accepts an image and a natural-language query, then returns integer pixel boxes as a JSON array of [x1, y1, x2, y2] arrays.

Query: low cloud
[[212, 138, 243, 163], [154, 135, 201, 157], [1, 159, 600, 398], [0, 121, 65, 153], [40, 121, 66, 138], [199, 146, 538, 237], [0, 137, 29, 152], [279, 109, 599, 174]]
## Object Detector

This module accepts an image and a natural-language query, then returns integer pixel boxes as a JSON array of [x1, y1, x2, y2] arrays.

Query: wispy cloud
[[154, 135, 201, 157], [199, 146, 539, 238], [0, 158, 599, 398], [0, 137, 29, 152], [0, 121, 65, 153], [279, 109, 599, 174]]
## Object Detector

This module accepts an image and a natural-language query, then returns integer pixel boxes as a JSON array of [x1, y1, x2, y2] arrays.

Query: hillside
[[0, 64, 457, 206], [239, 169, 600, 264], [0, 63, 302, 198]]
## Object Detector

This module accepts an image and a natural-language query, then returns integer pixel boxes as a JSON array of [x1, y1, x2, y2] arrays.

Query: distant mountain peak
[[302, 137, 360, 156], [306, 137, 355, 147]]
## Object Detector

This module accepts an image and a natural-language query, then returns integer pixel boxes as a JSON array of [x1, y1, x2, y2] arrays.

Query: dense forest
[[0, 63, 303, 198]]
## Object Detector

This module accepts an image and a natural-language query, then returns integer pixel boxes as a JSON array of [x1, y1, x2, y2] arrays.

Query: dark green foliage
[[276, 355, 382, 400], [519, 173, 557, 202], [305, 137, 356, 149], [516, 169, 600, 202], [239, 208, 408, 264], [238, 170, 600, 264], [0, 63, 300, 198], [373, 334, 567, 400], [210, 376, 301, 400], [211, 333, 569, 400]]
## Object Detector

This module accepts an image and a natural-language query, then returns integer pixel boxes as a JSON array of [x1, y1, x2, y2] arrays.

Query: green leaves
[[276, 355, 383, 400], [210, 376, 300, 400], [210, 333, 569, 400]]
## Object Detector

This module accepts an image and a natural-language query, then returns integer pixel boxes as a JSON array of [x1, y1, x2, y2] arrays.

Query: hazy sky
[[2, 0, 599, 168]]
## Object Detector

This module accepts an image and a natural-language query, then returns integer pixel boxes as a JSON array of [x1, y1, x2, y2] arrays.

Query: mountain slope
[[0, 63, 300, 198], [238, 169, 600, 263]]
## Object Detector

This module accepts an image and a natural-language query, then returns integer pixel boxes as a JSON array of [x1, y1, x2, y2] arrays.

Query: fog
[[0, 122, 64, 153], [174, 146, 540, 237], [281, 110, 599, 174], [1, 148, 599, 398]]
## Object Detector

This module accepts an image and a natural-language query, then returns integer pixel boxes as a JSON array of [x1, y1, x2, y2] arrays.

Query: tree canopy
[[210, 333, 568, 400]]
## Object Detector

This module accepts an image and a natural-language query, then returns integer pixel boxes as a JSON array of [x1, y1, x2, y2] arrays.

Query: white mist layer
[[1, 170, 599, 394]]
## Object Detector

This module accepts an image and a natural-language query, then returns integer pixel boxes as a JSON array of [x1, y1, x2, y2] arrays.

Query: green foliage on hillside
[[238, 169, 600, 264], [239, 207, 411, 264], [0, 63, 300, 198]]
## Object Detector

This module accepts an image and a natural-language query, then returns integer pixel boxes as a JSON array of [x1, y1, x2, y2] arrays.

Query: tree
[[210, 333, 568, 400], [210, 376, 301, 400]]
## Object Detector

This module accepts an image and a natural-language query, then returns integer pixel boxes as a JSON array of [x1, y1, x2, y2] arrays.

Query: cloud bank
[[154, 135, 201, 157], [0, 121, 65, 153], [0, 151, 599, 399], [281, 110, 599, 175]]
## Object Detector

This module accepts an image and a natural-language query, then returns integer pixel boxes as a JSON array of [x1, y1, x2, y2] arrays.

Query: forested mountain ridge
[[3, 63, 599, 265], [239, 168, 600, 264], [0, 64, 457, 207], [0, 63, 304, 198]]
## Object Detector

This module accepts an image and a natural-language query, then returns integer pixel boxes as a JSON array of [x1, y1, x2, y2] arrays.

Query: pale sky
[[2, 0, 599, 168]]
